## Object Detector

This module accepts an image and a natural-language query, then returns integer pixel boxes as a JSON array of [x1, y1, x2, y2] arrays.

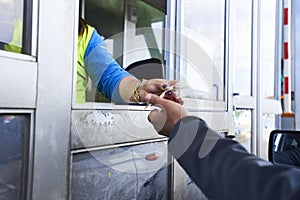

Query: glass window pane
[[234, 110, 252, 152], [85, 0, 125, 66], [261, 114, 276, 160], [124, 0, 166, 67], [180, 0, 225, 101], [259, 0, 276, 160], [230, 0, 252, 96], [260, 0, 276, 99], [82, 0, 167, 103], [71, 142, 168, 199], [85, 0, 167, 68], [0, 0, 24, 54], [83, 0, 126, 103], [136, 0, 165, 61], [0, 114, 29, 199]]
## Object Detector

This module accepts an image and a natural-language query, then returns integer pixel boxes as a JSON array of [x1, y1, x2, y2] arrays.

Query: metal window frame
[[252, 0, 261, 156], [292, 0, 300, 129], [254, 0, 281, 157], [32, 0, 76, 198], [22, 0, 32, 55], [0, 56, 37, 108], [275, 0, 283, 129]]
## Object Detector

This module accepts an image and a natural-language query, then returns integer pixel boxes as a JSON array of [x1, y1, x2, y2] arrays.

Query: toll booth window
[[71, 142, 169, 199], [78, 0, 167, 103], [0, 0, 32, 55], [179, 0, 225, 102], [0, 114, 30, 199], [80, 0, 125, 103]]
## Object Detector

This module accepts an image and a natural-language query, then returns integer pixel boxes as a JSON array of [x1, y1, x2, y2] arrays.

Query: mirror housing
[[268, 130, 300, 168]]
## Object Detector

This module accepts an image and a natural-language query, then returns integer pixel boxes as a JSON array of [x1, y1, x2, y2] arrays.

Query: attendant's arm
[[84, 30, 182, 104]]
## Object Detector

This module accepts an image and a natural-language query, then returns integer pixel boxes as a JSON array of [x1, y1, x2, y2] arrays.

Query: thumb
[[139, 90, 154, 102], [147, 94, 165, 105]]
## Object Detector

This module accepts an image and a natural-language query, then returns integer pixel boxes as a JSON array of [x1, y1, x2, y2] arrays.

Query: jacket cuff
[[168, 116, 206, 159], [168, 116, 221, 160]]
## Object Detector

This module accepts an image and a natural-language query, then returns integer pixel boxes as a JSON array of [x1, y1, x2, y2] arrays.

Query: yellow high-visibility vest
[[4, 18, 22, 53], [76, 25, 95, 103]]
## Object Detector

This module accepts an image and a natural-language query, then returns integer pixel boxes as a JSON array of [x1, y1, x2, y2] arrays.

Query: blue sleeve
[[84, 30, 133, 103], [169, 116, 300, 200]]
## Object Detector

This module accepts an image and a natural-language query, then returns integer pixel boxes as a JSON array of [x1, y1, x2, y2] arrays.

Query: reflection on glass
[[271, 132, 300, 167], [83, 0, 166, 103], [0, 115, 29, 199], [124, 0, 166, 67], [180, 0, 225, 101], [0, 0, 23, 53], [259, 0, 276, 160], [261, 114, 276, 160], [85, 0, 124, 65], [71, 142, 168, 200], [230, 0, 252, 96], [260, 0, 276, 99], [186, 175, 207, 200], [136, 0, 165, 60], [234, 110, 252, 152], [84, 0, 125, 102]]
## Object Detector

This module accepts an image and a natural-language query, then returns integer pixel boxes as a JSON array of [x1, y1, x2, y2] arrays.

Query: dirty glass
[[230, 0, 252, 96], [71, 141, 168, 199], [234, 110, 252, 153], [85, 0, 125, 65], [260, 0, 277, 160], [83, 0, 125, 102], [260, 0, 276, 99], [180, 0, 225, 101], [0, 114, 29, 199], [0, 0, 23, 54]]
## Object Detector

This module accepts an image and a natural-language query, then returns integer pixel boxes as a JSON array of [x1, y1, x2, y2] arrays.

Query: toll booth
[[0, 0, 292, 199]]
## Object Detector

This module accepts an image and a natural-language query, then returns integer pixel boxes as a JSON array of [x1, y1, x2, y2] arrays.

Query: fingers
[[138, 79, 183, 105], [148, 79, 180, 91], [162, 90, 184, 105], [160, 80, 182, 104], [147, 95, 188, 136], [161, 80, 180, 91]]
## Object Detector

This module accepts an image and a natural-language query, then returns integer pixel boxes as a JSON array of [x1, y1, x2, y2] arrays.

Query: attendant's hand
[[138, 79, 183, 105], [147, 94, 189, 137]]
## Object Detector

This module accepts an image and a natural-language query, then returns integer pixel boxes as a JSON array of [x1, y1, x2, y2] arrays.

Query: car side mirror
[[268, 130, 300, 168]]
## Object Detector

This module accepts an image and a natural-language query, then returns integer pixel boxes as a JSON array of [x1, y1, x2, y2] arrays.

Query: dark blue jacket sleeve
[[168, 116, 300, 200]]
